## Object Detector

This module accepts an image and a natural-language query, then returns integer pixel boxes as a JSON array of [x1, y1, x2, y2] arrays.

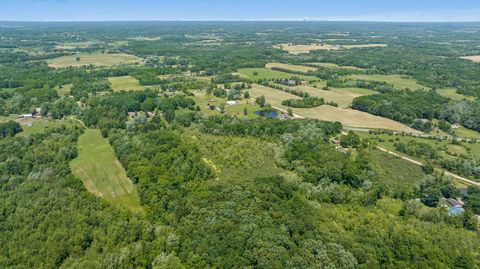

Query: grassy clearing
[[238, 68, 318, 81], [54, 84, 73, 96], [191, 92, 260, 118], [265, 62, 317, 73], [54, 41, 93, 50], [276, 43, 387, 54], [248, 84, 418, 132], [346, 74, 428, 90], [293, 85, 375, 108], [306, 62, 363, 70], [330, 87, 377, 98], [460, 55, 480, 63], [437, 88, 476, 101], [70, 129, 143, 213], [108, 76, 144, 92], [1, 115, 81, 137], [47, 53, 139, 68], [454, 126, 480, 140]]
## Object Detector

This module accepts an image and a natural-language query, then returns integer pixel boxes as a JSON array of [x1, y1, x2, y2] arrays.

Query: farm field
[[265, 62, 317, 73], [346, 74, 428, 90], [293, 85, 375, 108], [437, 88, 476, 101], [237, 68, 318, 81], [276, 43, 387, 54], [305, 62, 363, 70], [461, 55, 480, 63], [69, 129, 143, 213], [47, 53, 139, 68], [108, 76, 144, 91], [249, 84, 418, 132]]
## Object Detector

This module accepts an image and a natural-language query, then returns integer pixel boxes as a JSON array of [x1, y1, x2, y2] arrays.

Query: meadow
[[69, 129, 143, 213], [108, 76, 144, 91], [47, 53, 139, 68], [346, 74, 428, 90], [276, 43, 387, 54], [265, 62, 317, 73], [305, 62, 362, 70], [54, 84, 73, 96], [237, 68, 318, 81], [293, 85, 375, 108], [437, 88, 476, 101]]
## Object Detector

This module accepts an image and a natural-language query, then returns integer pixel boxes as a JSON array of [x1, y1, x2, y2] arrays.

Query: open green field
[[54, 84, 73, 96], [437, 88, 476, 101], [237, 68, 318, 81], [454, 126, 480, 140], [248, 84, 418, 132], [108, 76, 144, 92], [70, 129, 143, 213], [275, 43, 387, 54], [266, 62, 317, 73], [54, 41, 93, 50], [1, 115, 81, 136], [346, 74, 428, 90], [293, 85, 376, 108], [306, 62, 362, 70], [47, 53, 139, 68], [192, 92, 261, 118]]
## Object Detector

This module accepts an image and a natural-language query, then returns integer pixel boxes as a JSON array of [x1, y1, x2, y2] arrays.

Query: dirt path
[[376, 146, 480, 187]]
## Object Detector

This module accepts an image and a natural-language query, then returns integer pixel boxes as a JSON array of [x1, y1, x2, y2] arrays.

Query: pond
[[254, 110, 278, 118]]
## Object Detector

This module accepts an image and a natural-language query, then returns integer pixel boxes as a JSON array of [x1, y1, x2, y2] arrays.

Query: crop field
[[460, 55, 480, 63], [237, 68, 318, 81], [437, 88, 476, 101], [346, 74, 428, 90], [108, 76, 144, 91], [47, 53, 139, 68], [306, 62, 363, 70], [293, 85, 375, 108], [248, 84, 418, 132], [70, 129, 143, 213], [265, 62, 317, 73], [276, 43, 387, 54]]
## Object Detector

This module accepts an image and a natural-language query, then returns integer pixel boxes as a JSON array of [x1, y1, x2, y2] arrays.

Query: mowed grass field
[[306, 62, 362, 70], [237, 68, 318, 81], [293, 85, 376, 108], [249, 84, 418, 132], [437, 88, 476, 101], [266, 62, 317, 73], [108, 76, 144, 92], [47, 53, 139, 68], [70, 129, 143, 213], [346, 74, 428, 90]]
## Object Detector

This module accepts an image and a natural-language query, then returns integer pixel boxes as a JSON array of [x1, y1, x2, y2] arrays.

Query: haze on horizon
[[1, 0, 480, 23]]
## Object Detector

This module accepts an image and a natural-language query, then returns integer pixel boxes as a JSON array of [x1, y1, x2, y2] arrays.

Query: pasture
[[266, 62, 317, 73], [237, 68, 318, 81], [461, 55, 480, 63], [70, 129, 143, 213], [346, 74, 428, 90], [108, 76, 144, 92], [47, 53, 139, 68], [437, 88, 476, 101], [276, 43, 387, 54]]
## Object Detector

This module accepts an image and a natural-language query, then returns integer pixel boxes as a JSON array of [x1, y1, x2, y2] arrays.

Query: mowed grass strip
[[266, 62, 317, 73], [48, 53, 139, 68], [70, 129, 143, 213], [249, 84, 418, 132], [108, 76, 144, 92], [346, 74, 428, 90]]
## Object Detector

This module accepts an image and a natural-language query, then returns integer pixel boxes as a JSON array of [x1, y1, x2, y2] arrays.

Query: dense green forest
[[1, 21, 480, 268]]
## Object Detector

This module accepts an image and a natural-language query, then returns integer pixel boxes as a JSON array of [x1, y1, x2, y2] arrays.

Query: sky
[[1, 0, 480, 22]]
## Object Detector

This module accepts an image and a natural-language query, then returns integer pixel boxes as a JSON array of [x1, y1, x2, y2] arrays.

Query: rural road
[[377, 146, 480, 188]]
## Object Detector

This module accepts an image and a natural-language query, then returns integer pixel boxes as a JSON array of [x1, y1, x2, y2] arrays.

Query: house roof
[[448, 207, 465, 216], [446, 198, 461, 207]]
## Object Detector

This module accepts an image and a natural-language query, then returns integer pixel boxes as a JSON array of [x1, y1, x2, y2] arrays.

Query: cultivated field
[[47, 53, 139, 68], [276, 43, 387, 54], [265, 62, 317, 73], [437, 88, 476, 101], [70, 129, 143, 213], [249, 84, 419, 132], [108, 76, 144, 91], [460, 55, 480, 63], [347, 74, 428, 90], [237, 68, 318, 81]]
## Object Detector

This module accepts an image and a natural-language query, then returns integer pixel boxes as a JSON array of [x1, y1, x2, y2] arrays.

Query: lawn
[[266, 62, 317, 73], [70, 129, 143, 213], [237, 68, 318, 81], [191, 91, 261, 118], [437, 88, 476, 101], [47, 53, 139, 68], [346, 74, 428, 90], [108, 76, 144, 92]]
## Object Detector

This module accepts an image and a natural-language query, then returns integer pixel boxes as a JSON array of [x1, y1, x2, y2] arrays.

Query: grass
[[70, 129, 143, 213], [454, 126, 480, 140], [265, 62, 317, 73], [306, 62, 362, 70], [293, 85, 375, 108], [47, 53, 139, 68], [54, 84, 73, 97], [1, 115, 81, 137], [54, 41, 93, 50], [191, 92, 261, 118], [108, 76, 144, 92], [248, 84, 418, 132], [237, 68, 318, 81], [436, 88, 476, 101], [346, 74, 428, 90], [276, 43, 387, 54]]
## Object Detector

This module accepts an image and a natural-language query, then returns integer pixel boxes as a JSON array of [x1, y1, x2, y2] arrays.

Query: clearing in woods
[[276, 43, 387, 54], [70, 129, 143, 213], [237, 68, 318, 81], [460, 55, 480, 63], [47, 53, 139, 68], [305, 62, 363, 70], [346, 74, 428, 90], [108, 76, 144, 92], [437, 88, 476, 101], [266, 62, 317, 73], [249, 84, 419, 132], [292, 85, 376, 108]]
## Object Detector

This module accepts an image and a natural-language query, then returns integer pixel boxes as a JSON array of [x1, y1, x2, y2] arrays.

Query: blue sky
[[1, 0, 480, 22]]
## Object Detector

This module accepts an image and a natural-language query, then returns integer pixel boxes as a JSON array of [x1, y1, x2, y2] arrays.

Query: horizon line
[[1, 19, 480, 23]]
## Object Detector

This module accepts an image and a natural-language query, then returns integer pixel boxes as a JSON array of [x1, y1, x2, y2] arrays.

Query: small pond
[[254, 110, 278, 118]]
